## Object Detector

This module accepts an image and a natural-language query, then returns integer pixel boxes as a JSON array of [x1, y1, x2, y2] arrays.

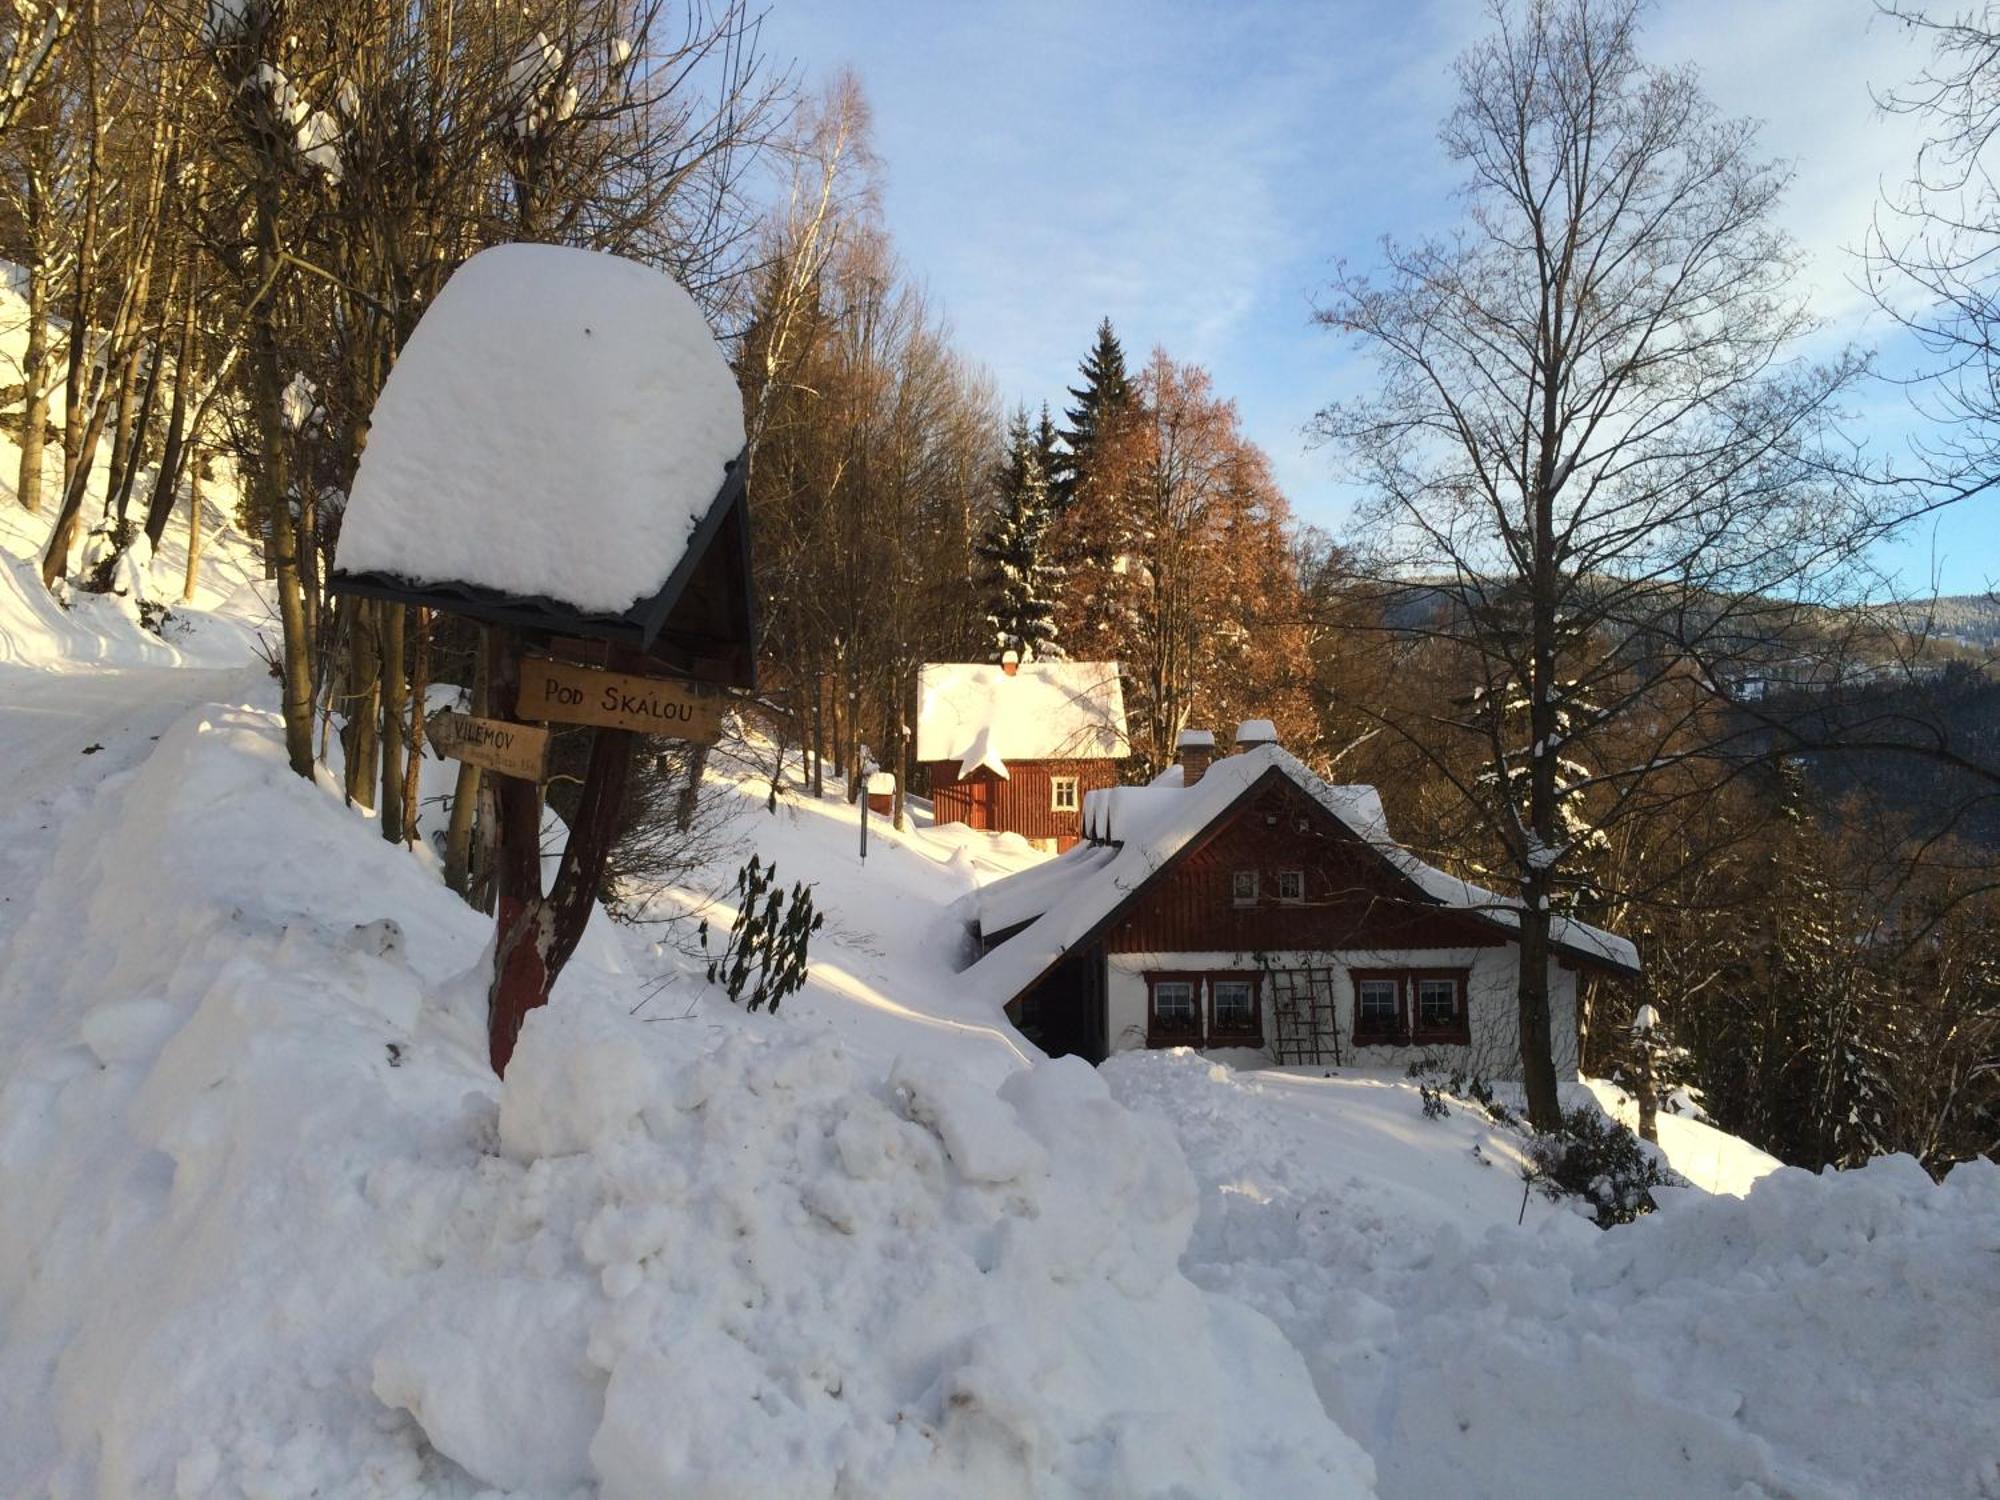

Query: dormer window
[[1231, 869, 1259, 906]]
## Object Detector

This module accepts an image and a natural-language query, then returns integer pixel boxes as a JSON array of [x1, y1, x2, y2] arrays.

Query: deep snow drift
[[1106, 1052, 2000, 1500], [0, 701, 1370, 1498]]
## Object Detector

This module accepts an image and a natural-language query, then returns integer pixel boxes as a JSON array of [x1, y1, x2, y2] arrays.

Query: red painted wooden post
[[485, 628, 639, 1076]]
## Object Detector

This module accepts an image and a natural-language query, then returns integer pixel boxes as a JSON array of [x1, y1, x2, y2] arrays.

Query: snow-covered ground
[[0, 270, 1995, 1496]]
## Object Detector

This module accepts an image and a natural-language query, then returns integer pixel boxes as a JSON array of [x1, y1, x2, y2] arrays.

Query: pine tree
[[1054, 317, 1130, 508], [977, 407, 1065, 662], [1032, 402, 1062, 508]]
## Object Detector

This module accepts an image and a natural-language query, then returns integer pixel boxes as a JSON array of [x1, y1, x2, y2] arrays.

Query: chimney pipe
[[1000, 649, 1020, 677], [1175, 728, 1215, 786], [1234, 718, 1278, 753]]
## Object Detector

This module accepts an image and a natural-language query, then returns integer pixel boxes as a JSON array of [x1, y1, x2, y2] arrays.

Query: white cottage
[[969, 723, 1638, 1075]]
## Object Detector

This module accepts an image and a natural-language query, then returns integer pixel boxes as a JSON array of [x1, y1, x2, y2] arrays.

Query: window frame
[[1207, 972, 1264, 1046], [1350, 969, 1407, 1046], [1409, 968, 1472, 1046], [1348, 967, 1473, 1048], [1230, 869, 1260, 907], [1143, 969, 1265, 1048], [1049, 774, 1080, 812], [1276, 869, 1306, 905], [1145, 971, 1206, 1047]]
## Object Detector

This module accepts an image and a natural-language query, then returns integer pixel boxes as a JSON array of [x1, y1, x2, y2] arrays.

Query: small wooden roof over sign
[[328, 243, 757, 689]]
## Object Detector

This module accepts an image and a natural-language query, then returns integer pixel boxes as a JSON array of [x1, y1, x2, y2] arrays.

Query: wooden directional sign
[[425, 711, 551, 781], [518, 656, 725, 743]]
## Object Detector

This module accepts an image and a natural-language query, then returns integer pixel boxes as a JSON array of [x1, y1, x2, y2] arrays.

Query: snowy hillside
[[0, 289, 1995, 1495]]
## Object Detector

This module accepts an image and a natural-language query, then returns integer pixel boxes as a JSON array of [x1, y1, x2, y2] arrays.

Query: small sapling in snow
[[698, 854, 825, 1013]]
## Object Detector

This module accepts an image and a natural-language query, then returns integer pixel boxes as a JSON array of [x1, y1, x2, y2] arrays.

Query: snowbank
[[1108, 1050, 2000, 1500], [401, 1009, 1374, 1498], [0, 702, 1372, 1498], [333, 243, 745, 616]]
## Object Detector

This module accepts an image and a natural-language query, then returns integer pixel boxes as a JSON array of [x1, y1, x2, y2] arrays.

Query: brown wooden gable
[[1104, 777, 1504, 955], [1001, 763, 1634, 1017]]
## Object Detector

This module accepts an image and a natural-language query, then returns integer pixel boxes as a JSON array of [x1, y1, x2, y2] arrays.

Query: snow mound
[[334, 243, 745, 616], [387, 1011, 1375, 1498], [0, 700, 1372, 1498], [1108, 1050, 2000, 1500]]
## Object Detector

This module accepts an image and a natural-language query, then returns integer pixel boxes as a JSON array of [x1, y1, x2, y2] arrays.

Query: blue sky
[[759, 0, 1995, 598]]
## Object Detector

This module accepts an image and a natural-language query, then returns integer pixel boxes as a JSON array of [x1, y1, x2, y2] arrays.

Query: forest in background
[[0, 0, 1993, 1173]]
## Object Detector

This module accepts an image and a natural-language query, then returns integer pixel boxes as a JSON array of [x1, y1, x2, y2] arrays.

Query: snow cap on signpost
[[329, 243, 755, 684]]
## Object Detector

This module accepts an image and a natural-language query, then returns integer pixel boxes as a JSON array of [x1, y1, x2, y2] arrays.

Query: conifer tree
[[1032, 402, 1062, 507], [1055, 317, 1130, 508], [977, 407, 1065, 662]]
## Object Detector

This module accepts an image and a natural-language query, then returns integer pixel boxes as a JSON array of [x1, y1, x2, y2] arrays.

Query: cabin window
[[1277, 869, 1305, 904], [1353, 976, 1402, 1042], [1350, 968, 1472, 1047], [1231, 869, 1259, 906], [1412, 972, 1471, 1045], [1146, 975, 1202, 1045], [1050, 775, 1080, 812], [1210, 976, 1260, 1041]]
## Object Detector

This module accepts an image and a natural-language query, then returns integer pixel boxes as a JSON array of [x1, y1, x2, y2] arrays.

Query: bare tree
[[1314, 0, 1890, 1127], [1870, 2, 2000, 521]]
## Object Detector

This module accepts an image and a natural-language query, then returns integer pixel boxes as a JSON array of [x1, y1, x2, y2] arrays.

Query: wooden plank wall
[[1103, 780, 1506, 955], [923, 758, 1121, 844]]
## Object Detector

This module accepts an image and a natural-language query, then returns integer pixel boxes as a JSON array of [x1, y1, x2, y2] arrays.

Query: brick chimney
[[1000, 649, 1020, 677], [1234, 718, 1278, 753], [1176, 728, 1216, 785]]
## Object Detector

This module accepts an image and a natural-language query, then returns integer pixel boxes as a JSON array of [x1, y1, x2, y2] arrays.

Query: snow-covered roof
[[333, 243, 745, 617], [916, 662, 1129, 777], [971, 745, 1639, 1002]]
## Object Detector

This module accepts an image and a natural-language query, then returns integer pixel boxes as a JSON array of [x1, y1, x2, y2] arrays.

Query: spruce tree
[[1054, 317, 1131, 508], [1032, 402, 1063, 507], [977, 407, 1065, 662]]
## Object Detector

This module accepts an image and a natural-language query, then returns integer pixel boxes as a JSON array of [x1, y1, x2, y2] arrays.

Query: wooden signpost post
[[425, 710, 551, 782], [517, 656, 725, 743], [323, 243, 758, 1080]]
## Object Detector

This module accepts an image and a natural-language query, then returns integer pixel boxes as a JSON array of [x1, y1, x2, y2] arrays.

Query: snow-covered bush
[[1527, 1106, 1682, 1227]]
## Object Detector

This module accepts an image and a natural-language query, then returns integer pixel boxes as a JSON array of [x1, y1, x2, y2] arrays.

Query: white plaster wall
[[1105, 947, 1579, 1080]]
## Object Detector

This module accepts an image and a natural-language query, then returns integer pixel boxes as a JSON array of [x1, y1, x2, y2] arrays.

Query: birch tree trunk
[[181, 444, 203, 602], [16, 175, 49, 513]]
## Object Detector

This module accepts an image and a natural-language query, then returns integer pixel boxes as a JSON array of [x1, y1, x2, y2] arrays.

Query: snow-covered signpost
[[329, 244, 755, 1075]]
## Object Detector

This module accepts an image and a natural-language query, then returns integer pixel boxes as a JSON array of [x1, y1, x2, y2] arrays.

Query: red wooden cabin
[[917, 656, 1128, 850]]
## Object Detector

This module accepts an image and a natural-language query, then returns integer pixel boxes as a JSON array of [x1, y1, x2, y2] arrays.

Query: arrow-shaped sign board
[[425, 710, 551, 781]]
